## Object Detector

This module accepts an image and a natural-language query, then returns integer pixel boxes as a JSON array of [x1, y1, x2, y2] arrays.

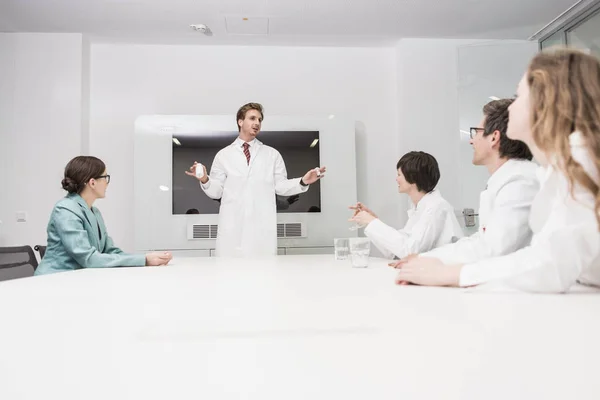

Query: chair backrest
[[34, 245, 47, 259], [0, 246, 38, 282]]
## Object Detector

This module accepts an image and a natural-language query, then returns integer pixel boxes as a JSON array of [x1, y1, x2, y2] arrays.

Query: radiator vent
[[189, 223, 303, 239], [191, 224, 218, 239], [277, 223, 303, 238]]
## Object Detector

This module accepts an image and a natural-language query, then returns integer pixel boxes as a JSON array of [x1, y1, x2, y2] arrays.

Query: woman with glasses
[[395, 48, 600, 292], [35, 156, 172, 275]]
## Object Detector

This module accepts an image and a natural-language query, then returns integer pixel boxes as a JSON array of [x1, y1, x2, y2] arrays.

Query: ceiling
[[0, 0, 577, 46]]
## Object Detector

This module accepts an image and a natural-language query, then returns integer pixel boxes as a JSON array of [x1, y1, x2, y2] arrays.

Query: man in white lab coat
[[349, 151, 463, 259], [186, 103, 325, 257], [392, 98, 539, 268]]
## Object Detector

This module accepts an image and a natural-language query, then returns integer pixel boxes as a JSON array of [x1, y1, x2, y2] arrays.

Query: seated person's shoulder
[[427, 192, 454, 211], [55, 196, 78, 210], [54, 197, 84, 217], [504, 169, 540, 188], [494, 160, 540, 191], [508, 160, 539, 179]]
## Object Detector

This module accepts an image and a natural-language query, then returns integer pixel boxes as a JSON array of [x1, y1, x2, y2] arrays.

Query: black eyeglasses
[[95, 175, 111, 184], [469, 127, 485, 139]]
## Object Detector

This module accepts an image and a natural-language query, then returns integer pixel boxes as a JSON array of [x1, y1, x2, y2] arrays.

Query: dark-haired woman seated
[[35, 156, 172, 275], [349, 151, 463, 260]]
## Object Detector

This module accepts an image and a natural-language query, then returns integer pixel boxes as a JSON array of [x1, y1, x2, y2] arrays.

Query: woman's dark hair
[[396, 151, 440, 193], [61, 156, 106, 194]]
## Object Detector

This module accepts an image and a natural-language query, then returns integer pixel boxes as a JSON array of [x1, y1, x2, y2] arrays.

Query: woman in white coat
[[186, 103, 325, 257], [349, 151, 463, 259], [395, 48, 600, 293]]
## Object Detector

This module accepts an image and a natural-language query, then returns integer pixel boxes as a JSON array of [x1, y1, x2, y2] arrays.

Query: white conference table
[[1, 254, 599, 400]]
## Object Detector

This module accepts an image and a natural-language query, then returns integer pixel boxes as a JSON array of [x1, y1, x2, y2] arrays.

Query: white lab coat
[[364, 190, 463, 259], [421, 159, 540, 264], [460, 132, 600, 292], [201, 138, 308, 257]]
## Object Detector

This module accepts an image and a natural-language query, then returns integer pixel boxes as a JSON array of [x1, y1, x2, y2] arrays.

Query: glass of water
[[349, 238, 370, 268], [334, 238, 350, 260]]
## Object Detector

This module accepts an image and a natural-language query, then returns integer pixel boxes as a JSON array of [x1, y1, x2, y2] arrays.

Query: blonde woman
[[395, 48, 600, 293]]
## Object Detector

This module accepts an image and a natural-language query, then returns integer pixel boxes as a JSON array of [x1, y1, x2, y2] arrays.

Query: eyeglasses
[[469, 127, 485, 139], [95, 174, 111, 184]]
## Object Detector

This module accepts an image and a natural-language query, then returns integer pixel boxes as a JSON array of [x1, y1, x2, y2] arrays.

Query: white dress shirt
[[421, 159, 540, 264], [460, 132, 600, 292], [364, 190, 464, 260]]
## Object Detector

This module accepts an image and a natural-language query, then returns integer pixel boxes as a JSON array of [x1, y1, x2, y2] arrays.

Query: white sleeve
[[422, 233, 482, 264], [364, 208, 447, 260], [421, 179, 537, 264], [201, 153, 226, 199], [363, 219, 397, 259], [273, 151, 309, 196], [460, 218, 600, 293]]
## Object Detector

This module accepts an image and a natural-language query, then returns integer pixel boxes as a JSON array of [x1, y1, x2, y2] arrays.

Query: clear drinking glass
[[348, 223, 365, 231], [349, 238, 370, 268], [334, 238, 350, 260]]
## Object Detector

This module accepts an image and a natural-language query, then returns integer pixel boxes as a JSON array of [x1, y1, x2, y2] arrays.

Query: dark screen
[[172, 131, 321, 215]]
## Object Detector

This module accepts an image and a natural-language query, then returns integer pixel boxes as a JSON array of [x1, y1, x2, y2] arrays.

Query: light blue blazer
[[35, 194, 145, 275]]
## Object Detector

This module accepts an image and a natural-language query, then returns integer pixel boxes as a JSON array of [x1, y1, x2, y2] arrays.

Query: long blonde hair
[[528, 48, 600, 226]]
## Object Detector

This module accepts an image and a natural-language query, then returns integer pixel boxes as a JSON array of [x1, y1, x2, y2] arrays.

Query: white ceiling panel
[[0, 0, 578, 46]]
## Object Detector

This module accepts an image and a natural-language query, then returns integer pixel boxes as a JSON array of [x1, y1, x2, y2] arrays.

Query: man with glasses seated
[[392, 99, 539, 269]]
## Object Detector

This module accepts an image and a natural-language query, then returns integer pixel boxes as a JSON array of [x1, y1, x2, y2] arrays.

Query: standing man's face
[[238, 109, 263, 138]]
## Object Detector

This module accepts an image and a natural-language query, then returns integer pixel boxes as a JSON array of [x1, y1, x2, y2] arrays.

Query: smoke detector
[[190, 24, 213, 36]]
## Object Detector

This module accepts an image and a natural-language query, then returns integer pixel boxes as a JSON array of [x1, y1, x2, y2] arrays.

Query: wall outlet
[[462, 208, 477, 228], [16, 211, 27, 223]]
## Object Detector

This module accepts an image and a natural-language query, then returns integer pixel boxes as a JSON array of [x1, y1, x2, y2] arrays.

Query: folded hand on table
[[394, 257, 463, 287], [145, 251, 172, 266]]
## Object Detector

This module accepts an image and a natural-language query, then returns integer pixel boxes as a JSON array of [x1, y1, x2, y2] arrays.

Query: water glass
[[348, 223, 366, 231], [349, 237, 370, 268], [334, 238, 350, 260]]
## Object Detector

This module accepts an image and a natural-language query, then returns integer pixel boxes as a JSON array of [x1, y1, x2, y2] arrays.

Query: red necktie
[[243, 142, 251, 165]]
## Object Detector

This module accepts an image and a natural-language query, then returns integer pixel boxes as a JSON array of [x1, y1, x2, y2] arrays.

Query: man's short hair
[[396, 151, 440, 193], [482, 99, 533, 160]]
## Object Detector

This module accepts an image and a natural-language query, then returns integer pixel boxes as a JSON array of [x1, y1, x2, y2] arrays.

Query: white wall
[[395, 38, 536, 232], [456, 40, 538, 218], [0, 37, 538, 250], [395, 39, 476, 227], [89, 44, 399, 251], [0, 33, 84, 246]]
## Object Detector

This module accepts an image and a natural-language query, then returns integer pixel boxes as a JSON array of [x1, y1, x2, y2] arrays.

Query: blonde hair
[[527, 48, 600, 226]]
